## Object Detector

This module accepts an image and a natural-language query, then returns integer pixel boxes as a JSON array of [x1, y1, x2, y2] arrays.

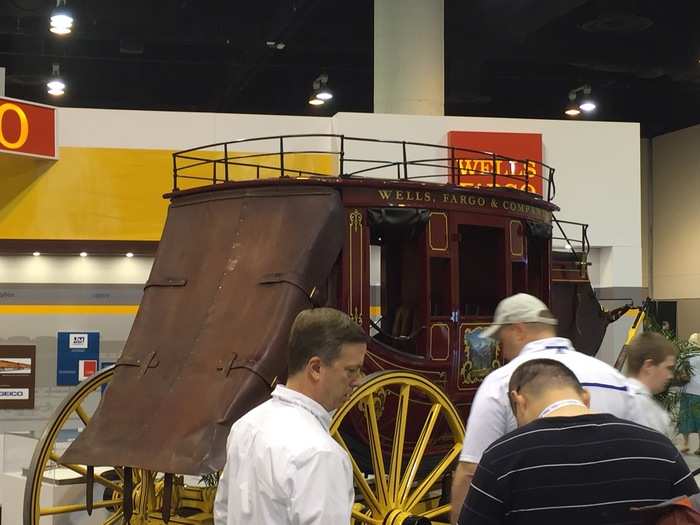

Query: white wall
[[0, 255, 153, 284], [58, 108, 332, 152], [652, 124, 700, 299]]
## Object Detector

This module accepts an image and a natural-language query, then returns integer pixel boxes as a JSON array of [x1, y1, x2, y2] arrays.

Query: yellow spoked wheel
[[331, 371, 465, 525], [23, 367, 214, 525], [23, 366, 124, 524]]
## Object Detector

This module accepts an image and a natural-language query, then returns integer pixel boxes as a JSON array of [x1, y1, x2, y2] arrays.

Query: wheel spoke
[[103, 509, 124, 525], [404, 443, 462, 510], [74, 403, 90, 426], [351, 507, 382, 524], [333, 431, 383, 515], [420, 503, 451, 519], [48, 452, 123, 494], [364, 392, 390, 508], [388, 384, 410, 503], [40, 499, 122, 516], [396, 402, 441, 504]]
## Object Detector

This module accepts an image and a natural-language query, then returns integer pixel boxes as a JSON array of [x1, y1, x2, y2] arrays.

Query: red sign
[[0, 97, 57, 159], [448, 131, 543, 195]]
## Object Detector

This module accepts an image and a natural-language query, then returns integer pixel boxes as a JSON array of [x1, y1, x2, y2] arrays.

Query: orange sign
[[448, 131, 543, 195], [0, 97, 57, 159]]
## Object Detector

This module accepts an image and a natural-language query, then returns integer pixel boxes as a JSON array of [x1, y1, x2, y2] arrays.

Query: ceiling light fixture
[[32, 251, 41, 257], [50, 0, 73, 35], [564, 92, 581, 117], [47, 64, 65, 96], [79, 251, 87, 257], [566, 84, 597, 114], [308, 73, 332, 106], [125, 252, 134, 258]]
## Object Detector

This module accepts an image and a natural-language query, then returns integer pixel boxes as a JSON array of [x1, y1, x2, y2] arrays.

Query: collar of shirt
[[627, 377, 652, 397], [520, 337, 574, 357], [272, 385, 332, 430]]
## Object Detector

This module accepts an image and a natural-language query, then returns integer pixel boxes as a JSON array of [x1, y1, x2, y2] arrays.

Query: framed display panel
[[0, 345, 36, 409]]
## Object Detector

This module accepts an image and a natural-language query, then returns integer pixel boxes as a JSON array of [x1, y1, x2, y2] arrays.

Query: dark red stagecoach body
[[59, 135, 604, 476]]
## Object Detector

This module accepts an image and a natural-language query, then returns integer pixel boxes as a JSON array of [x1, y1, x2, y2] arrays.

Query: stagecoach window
[[368, 208, 429, 355], [458, 224, 506, 317]]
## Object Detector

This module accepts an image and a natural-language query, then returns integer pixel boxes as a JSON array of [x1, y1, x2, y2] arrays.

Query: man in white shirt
[[214, 307, 367, 525], [450, 293, 643, 524], [625, 331, 677, 436]]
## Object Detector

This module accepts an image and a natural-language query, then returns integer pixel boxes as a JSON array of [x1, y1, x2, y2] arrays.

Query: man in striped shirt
[[451, 293, 645, 523], [457, 359, 698, 524]]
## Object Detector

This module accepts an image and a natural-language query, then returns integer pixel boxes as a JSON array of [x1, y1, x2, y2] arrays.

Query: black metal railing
[[171, 134, 558, 202], [552, 217, 590, 261]]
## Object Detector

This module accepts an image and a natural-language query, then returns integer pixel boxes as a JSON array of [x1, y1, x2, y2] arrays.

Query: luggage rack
[[171, 134, 558, 202], [552, 217, 591, 280]]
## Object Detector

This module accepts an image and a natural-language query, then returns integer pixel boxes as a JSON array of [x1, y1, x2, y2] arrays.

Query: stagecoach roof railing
[[171, 134, 558, 202], [552, 217, 590, 262]]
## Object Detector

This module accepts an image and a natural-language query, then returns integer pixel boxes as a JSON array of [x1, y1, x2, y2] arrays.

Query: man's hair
[[287, 307, 367, 375], [626, 332, 677, 375], [508, 358, 584, 413]]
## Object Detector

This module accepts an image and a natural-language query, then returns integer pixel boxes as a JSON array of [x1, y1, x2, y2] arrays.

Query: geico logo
[[0, 391, 25, 397], [0, 103, 30, 150]]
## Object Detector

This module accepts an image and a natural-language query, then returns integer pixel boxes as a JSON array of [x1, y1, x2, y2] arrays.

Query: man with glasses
[[214, 308, 367, 525]]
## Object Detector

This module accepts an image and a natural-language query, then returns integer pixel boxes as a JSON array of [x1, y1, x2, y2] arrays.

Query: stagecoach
[[24, 134, 614, 525]]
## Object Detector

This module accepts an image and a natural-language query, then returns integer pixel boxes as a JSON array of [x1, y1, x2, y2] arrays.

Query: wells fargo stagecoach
[[24, 134, 615, 525]]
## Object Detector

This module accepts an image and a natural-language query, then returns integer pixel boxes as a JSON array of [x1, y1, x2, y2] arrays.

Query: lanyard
[[538, 399, 587, 418]]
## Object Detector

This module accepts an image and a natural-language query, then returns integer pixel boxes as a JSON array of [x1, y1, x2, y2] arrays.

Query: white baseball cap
[[480, 293, 558, 338]]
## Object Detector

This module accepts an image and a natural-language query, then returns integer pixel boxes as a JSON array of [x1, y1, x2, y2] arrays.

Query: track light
[[564, 93, 581, 117], [565, 84, 596, 116], [47, 64, 65, 96], [308, 73, 332, 106], [50, 0, 73, 35]]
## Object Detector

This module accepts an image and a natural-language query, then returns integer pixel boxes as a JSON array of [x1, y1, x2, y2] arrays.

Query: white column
[[374, 0, 444, 116]]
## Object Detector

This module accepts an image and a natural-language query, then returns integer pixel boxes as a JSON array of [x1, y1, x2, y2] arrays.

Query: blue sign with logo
[[56, 332, 100, 386]]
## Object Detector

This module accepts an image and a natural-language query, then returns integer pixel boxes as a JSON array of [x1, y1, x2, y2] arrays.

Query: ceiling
[[0, 0, 698, 137]]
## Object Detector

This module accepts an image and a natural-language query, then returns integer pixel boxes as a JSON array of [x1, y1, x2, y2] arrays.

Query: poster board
[[0, 345, 36, 409]]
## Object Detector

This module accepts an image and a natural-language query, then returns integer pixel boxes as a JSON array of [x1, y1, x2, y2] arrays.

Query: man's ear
[[307, 356, 322, 380], [641, 358, 656, 372], [511, 391, 527, 415], [581, 388, 591, 408]]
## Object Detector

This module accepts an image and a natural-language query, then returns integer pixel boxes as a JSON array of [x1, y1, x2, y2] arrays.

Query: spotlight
[[32, 251, 41, 257], [125, 252, 134, 258], [579, 100, 596, 112], [566, 84, 597, 116], [578, 85, 596, 112], [50, 0, 73, 35], [47, 64, 65, 96], [79, 251, 87, 257], [308, 73, 332, 106]]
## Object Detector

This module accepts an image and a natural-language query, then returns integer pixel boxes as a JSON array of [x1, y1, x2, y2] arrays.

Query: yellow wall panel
[[0, 147, 335, 241]]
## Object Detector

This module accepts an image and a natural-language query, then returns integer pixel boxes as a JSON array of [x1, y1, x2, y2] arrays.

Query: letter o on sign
[[0, 103, 30, 150]]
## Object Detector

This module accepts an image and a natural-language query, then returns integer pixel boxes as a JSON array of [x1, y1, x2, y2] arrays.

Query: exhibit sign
[[448, 131, 543, 195], [57, 332, 100, 386], [0, 345, 36, 409], [0, 96, 57, 159]]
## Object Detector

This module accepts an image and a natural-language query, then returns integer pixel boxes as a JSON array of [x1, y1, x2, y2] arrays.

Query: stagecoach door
[[444, 213, 509, 395]]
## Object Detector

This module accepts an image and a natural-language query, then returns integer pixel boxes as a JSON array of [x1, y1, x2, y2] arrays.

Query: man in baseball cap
[[450, 293, 644, 524]]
